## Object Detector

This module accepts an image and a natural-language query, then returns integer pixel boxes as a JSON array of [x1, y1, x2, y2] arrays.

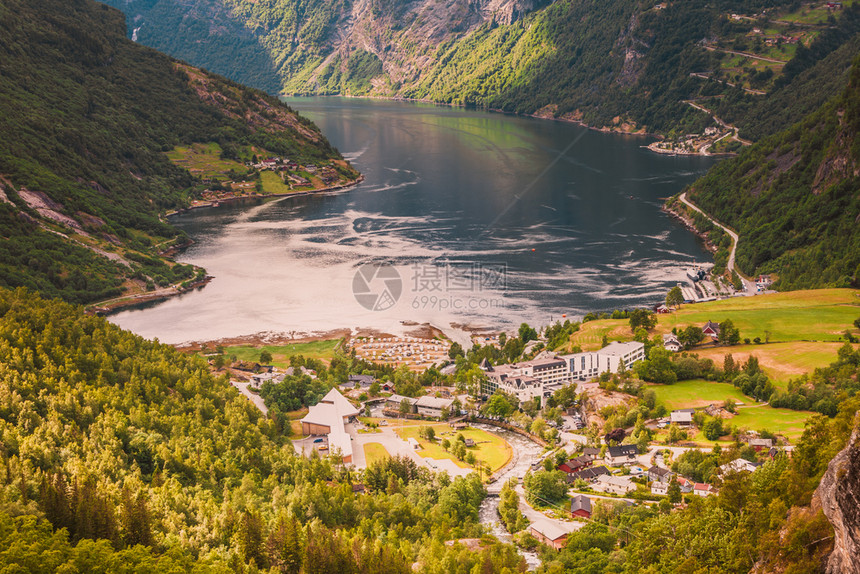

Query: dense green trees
[[688, 57, 860, 289], [0, 288, 524, 572]]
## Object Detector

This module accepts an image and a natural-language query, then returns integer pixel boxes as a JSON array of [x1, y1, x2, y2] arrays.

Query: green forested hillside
[[684, 58, 860, 289], [103, 0, 860, 138], [1, 288, 858, 572], [0, 0, 352, 305], [0, 287, 520, 572]]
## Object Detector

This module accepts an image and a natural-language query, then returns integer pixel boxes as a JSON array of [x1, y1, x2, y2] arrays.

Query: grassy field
[[565, 290, 859, 389], [691, 342, 847, 387], [394, 422, 512, 473], [568, 290, 859, 352], [259, 170, 294, 194], [289, 420, 305, 437], [648, 378, 813, 442], [363, 442, 391, 466], [220, 339, 342, 367], [727, 405, 812, 441], [649, 379, 751, 410], [658, 290, 859, 342], [167, 143, 248, 180]]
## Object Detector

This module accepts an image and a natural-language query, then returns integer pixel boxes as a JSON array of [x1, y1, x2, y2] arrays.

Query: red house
[[558, 455, 593, 474], [570, 495, 592, 519], [702, 320, 721, 340]]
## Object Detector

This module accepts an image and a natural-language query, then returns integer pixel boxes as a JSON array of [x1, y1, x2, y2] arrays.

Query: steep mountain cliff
[[0, 0, 353, 305], [105, 0, 860, 137], [818, 425, 860, 574]]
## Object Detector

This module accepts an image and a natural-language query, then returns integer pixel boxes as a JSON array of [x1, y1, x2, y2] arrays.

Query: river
[[473, 423, 545, 569], [110, 98, 718, 343]]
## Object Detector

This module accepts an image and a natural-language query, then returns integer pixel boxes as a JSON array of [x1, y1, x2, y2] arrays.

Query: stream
[[473, 423, 544, 570]]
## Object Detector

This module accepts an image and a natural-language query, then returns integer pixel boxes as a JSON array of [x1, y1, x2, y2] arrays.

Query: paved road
[[231, 381, 269, 415], [679, 192, 755, 295]]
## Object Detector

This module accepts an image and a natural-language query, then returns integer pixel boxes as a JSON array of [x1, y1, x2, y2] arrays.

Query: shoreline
[[662, 197, 719, 255], [90, 175, 364, 315], [163, 174, 365, 218], [645, 141, 738, 157], [284, 93, 742, 155], [87, 275, 214, 316]]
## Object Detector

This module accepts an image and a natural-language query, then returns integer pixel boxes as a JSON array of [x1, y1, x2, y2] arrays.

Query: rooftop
[[529, 519, 573, 541], [599, 341, 645, 356]]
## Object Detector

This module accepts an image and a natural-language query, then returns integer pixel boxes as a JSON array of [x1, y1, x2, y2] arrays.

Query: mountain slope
[[104, 0, 860, 139], [682, 57, 860, 289], [0, 0, 354, 305]]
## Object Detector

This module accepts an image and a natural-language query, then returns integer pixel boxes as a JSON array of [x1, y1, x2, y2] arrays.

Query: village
[[222, 307, 809, 552], [163, 141, 361, 214]]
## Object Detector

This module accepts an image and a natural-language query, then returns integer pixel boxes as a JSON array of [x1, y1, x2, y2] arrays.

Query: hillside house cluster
[[249, 365, 316, 390]]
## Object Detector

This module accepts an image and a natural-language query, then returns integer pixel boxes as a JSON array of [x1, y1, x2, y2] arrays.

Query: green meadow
[[219, 339, 342, 367]]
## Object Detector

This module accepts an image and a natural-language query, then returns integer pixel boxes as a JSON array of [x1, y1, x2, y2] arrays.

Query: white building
[[593, 474, 635, 495], [560, 341, 646, 380], [415, 395, 455, 417], [663, 333, 682, 352], [480, 341, 646, 402], [719, 458, 761, 475], [300, 388, 360, 463], [651, 481, 669, 496]]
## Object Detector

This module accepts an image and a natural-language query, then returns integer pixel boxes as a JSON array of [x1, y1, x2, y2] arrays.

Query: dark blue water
[[111, 98, 717, 343]]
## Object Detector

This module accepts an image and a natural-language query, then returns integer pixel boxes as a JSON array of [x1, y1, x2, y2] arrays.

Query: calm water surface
[[111, 98, 718, 343]]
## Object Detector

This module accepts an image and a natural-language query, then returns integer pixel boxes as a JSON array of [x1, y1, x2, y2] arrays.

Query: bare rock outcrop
[[818, 426, 860, 574]]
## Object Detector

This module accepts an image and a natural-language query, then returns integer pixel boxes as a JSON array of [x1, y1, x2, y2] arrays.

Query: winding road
[[678, 192, 755, 295]]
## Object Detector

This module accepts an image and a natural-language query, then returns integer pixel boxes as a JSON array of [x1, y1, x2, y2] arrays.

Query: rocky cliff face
[[818, 426, 860, 574]]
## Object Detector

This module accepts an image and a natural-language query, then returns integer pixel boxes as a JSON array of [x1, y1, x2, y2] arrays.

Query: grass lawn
[[652, 402, 812, 445], [289, 420, 306, 437], [659, 289, 859, 343], [394, 423, 513, 473], [363, 443, 391, 466], [566, 289, 859, 351], [221, 339, 342, 367], [729, 405, 812, 441], [691, 342, 848, 388], [649, 379, 751, 411], [167, 143, 248, 180], [284, 407, 309, 420], [259, 170, 294, 194]]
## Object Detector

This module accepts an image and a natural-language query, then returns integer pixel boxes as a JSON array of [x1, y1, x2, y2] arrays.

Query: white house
[[670, 410, 694, 427], [593, 474, 635, 495], [663, 333, 682, 352], [605, 445, 639, 466], [718, 458, 761, 475], [415, 395, 455, 417], [651, 482, 669, 496]]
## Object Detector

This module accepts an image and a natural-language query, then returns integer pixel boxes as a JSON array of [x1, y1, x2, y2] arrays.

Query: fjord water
[[111, 98, 717, 343]]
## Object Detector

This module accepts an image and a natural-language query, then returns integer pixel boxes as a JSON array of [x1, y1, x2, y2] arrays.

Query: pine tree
[[267, 515, 303, 574], [238, 509, 266, 569]]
